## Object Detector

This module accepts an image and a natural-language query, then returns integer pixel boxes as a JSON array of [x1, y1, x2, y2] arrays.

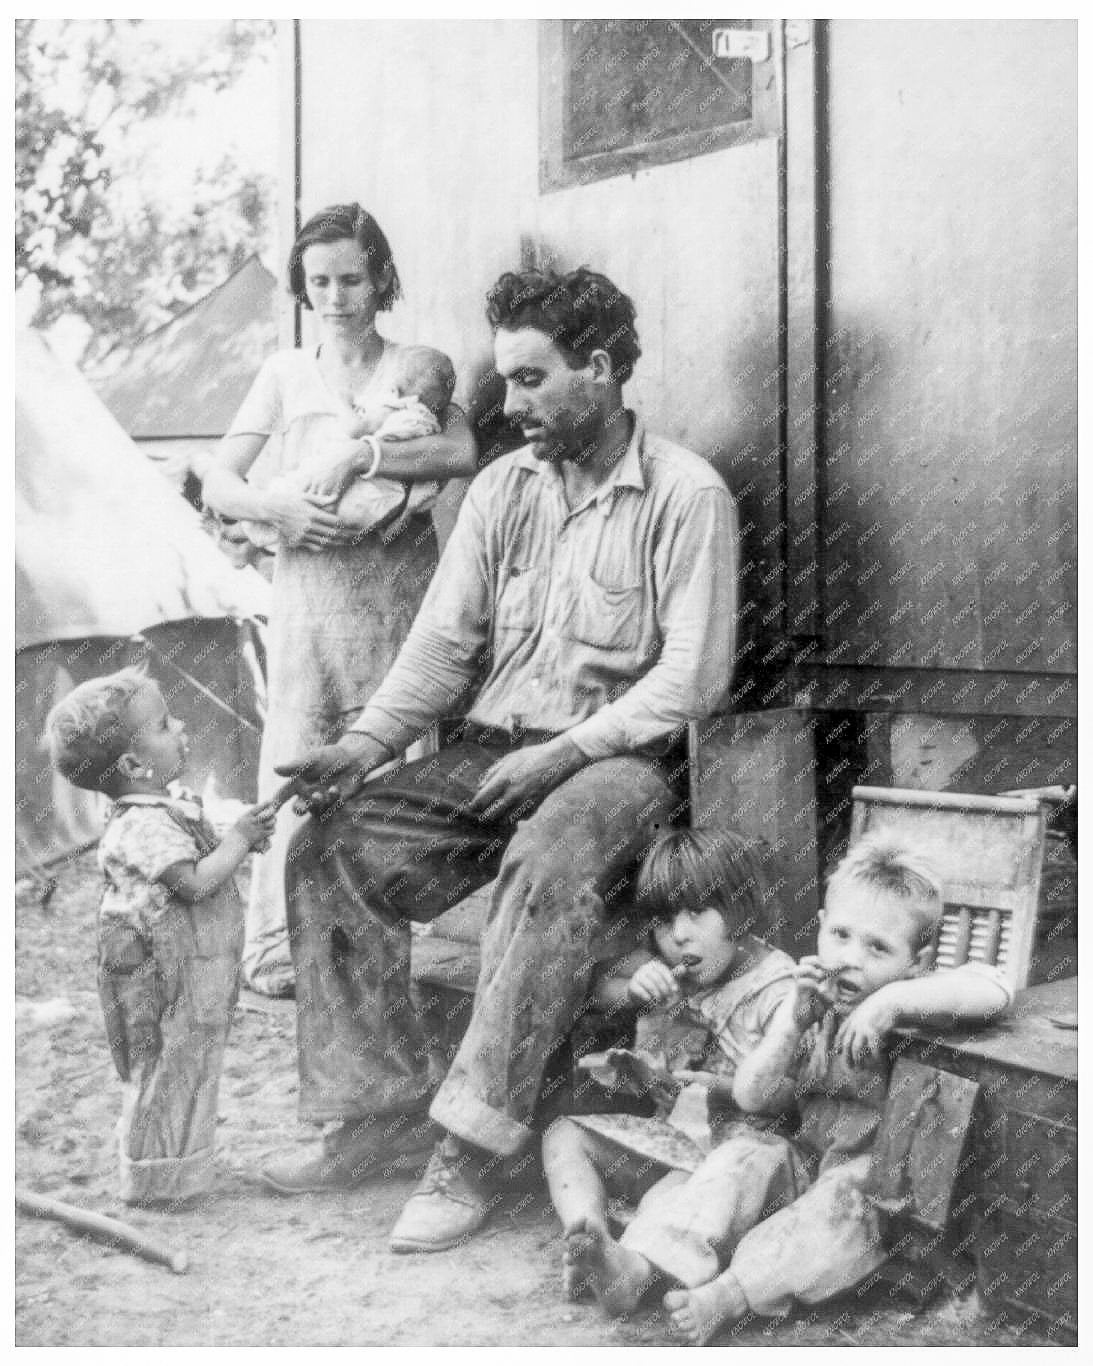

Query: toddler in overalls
[[46, 668, 276, 1206]]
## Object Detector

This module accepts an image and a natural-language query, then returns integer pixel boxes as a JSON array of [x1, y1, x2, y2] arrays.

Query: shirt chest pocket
[[496, 565, 546, 635], [569, 573, 645, 652]]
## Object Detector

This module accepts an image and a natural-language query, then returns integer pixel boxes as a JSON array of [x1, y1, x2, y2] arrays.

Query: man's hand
[[274, 733, 391, 815], [468, 736, 586, 823], [835, 985, 901, 1066]]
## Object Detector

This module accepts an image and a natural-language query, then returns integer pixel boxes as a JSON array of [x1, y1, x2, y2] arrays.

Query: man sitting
[[264, 265, 740, 1255]]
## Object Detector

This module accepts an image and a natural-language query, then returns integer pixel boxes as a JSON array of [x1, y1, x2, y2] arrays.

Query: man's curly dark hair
[[486, 267, 641, 385]]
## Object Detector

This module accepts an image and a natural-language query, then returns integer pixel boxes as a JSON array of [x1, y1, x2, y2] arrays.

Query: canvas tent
[[15, 330, 272, 873], [93, 255, 278, 497]]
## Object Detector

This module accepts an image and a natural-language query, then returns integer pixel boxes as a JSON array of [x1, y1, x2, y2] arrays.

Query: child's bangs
[[635, 828, 771, 934]]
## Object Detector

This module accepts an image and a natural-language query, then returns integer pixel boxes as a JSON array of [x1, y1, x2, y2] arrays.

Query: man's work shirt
[[350, 416, 738, 760]]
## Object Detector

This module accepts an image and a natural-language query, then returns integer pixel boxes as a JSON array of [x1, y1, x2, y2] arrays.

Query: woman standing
[[203, 204, 476, 995]]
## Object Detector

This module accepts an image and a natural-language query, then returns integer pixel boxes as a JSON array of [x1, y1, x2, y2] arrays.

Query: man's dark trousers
[[285, 725, 676, 1155]]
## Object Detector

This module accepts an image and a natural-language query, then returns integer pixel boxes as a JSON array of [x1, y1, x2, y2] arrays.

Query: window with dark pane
[[540, 19, 777, 192], [565, 19, 753, 160]]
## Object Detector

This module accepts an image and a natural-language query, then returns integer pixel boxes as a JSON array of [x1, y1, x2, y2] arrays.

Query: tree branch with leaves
[[16, 18, 276, 365]]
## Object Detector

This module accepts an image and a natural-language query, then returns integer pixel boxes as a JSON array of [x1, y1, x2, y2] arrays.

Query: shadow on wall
[[464, 359, 525, 470], [817, 316, 904, 673]]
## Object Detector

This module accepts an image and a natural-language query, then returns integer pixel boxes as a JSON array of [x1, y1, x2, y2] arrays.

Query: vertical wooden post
[[276, 19, 303, 350], [782, 19, 826, 675]]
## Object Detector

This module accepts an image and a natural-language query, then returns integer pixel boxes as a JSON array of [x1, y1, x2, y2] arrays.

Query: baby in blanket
[[242, 344, 455, 548]]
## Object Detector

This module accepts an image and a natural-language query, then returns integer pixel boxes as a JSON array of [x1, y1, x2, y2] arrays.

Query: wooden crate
[[850, 787, 1047, 991], [884, 978, 1077, 1341]]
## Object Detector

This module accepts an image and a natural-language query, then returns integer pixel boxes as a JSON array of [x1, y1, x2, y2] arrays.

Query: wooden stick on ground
[[15, 1188, 190, 1274]]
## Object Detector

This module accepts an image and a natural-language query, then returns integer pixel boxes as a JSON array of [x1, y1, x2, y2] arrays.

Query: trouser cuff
[[430, 1085, 531, 1158], [119, 1142, 214, 1204], [298, 1063, 435, 1126], [322, 1109, 433, 1155]]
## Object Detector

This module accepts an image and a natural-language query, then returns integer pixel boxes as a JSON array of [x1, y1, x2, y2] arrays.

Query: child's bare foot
[[563, 1217, 656, 1318], [664, 1275, 747, 1346], [561, 1231, 595, 1302], [561, 1217, 608, 1303]]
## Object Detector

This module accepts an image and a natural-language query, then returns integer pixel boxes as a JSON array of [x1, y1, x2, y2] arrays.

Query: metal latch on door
[[712, 29, 771, 63]]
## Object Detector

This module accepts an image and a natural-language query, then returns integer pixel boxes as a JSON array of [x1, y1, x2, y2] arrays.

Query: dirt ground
[[15, 850, 1057, 1349]]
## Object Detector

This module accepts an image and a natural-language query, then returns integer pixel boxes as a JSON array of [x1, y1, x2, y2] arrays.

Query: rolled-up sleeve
[[565, 486, 738, 759], [348, 481, 493, 753]]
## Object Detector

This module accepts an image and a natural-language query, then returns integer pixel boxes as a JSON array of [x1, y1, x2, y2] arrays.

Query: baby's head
[[817, 838, 943, 1014], [45, 668, 188, 798], [388, 346, 456, 417], [635, 827, 773, 991]]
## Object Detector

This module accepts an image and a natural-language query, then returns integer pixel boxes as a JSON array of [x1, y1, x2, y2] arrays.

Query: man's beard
[[529, 423, 602, 466], [531, 438, 570, 465]]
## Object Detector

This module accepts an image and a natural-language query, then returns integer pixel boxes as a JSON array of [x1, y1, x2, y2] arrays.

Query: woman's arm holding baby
[[296, 404, 478, 499], [364, 404, 478, 481], [201, 433, 288, 521], [203, 433, 353, 550]]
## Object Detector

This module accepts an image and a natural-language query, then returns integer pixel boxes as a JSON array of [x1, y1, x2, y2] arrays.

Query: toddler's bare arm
[[834, 962, 1011, 1065], [157, 801, 278, 903], [869, 962, 1011, 1026], [731, 964, 828, 1114]]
